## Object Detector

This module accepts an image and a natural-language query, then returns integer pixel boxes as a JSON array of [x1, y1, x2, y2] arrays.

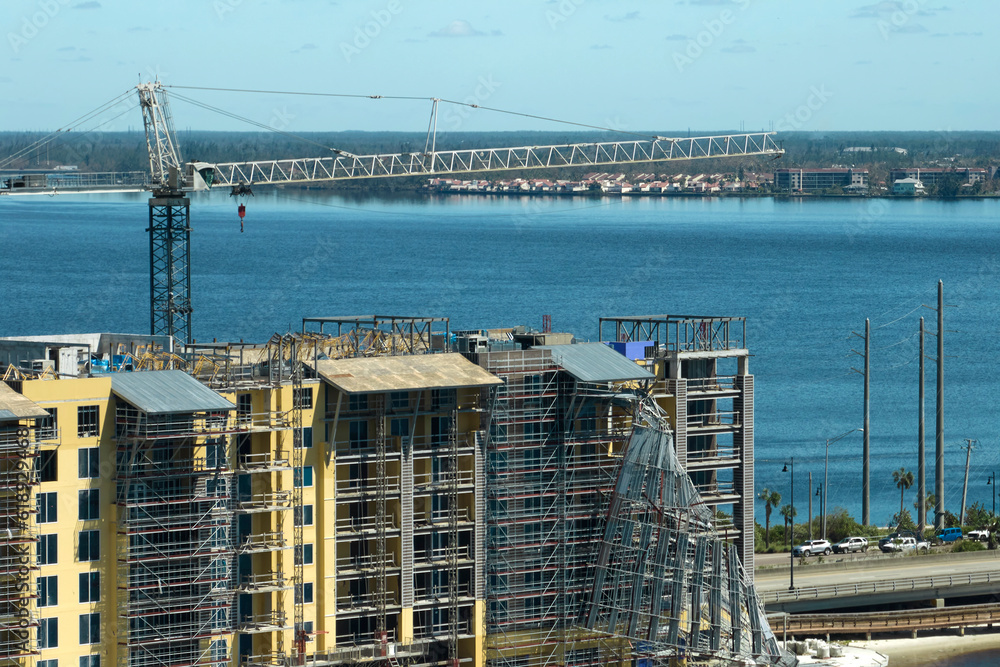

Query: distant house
[[892, 177, 925, 195]]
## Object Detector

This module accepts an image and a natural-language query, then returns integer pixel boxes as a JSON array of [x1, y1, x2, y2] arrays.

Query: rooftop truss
[[598, 315, 747, 355]]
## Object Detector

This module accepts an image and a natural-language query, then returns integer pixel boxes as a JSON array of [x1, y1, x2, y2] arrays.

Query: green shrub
[[953, 539, 986, 553]]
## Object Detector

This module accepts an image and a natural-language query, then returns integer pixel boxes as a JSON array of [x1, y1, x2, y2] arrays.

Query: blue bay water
[[3, 192, 1000, 527]]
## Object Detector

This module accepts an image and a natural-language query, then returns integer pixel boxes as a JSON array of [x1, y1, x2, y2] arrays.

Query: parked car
[[878, 530, 918, 550], [792, 539, 832, 557], [880, 536, 930, 553], [832, 536, 869, 554], [935, 527, 963, 544], [968, 529, 990, 542]]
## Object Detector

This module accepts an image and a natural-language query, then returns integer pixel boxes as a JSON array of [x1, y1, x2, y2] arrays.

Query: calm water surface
[[3, 192, 1000, 525]]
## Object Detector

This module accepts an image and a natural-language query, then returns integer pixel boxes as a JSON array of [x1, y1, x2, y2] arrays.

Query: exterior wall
[[20, 377, 113, 667], [889, 168, 986, 186]]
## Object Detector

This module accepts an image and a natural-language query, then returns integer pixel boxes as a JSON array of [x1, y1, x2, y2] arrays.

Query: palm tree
[[780, 504, 798, 546], [893, 468, 914, 521], [758, 488, 781, 548]]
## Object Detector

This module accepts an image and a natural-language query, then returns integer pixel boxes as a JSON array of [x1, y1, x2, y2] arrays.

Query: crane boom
[[199, 132, 782, 189], [1, 81, 785, 348]]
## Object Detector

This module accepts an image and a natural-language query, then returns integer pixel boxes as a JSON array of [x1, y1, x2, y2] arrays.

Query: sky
[[1, 0, 997, 135]]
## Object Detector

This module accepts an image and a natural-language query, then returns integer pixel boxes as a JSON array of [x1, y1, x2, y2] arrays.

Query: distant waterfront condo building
[[888, 167, 987, 187], [0, 315, 779, 667], [774, 168, 868, 192]]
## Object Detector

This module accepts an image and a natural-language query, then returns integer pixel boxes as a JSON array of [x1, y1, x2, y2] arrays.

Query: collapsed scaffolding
[[584, 402, 782, 666]]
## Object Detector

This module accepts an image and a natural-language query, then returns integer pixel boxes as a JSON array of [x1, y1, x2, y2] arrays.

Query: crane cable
[[0, 88, 136, 169], [166, 91, 349, 155], [164, 84, 663, 141]]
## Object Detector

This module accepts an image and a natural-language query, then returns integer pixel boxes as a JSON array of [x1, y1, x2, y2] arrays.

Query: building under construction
[[0, 313, 782, 667]]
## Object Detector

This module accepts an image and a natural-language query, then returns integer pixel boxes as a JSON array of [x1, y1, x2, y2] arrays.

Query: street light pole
[[823, 428, 863, 542]]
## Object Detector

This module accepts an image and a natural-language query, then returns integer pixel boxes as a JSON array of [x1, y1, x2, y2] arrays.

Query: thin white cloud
[[428, 20, 499, 38]]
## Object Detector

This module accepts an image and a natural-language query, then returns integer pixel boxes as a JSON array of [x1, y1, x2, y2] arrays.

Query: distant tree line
[[2, 130, 998, 191]]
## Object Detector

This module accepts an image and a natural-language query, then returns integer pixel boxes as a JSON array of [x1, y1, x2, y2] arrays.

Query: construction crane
[[2, 81, 784, 345]]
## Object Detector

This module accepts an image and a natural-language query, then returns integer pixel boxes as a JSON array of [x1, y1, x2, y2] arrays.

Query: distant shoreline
[[415, 188, 1000, 201]]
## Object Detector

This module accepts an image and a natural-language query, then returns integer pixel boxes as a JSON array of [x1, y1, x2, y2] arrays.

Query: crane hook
[[237, 203, 246, 233]]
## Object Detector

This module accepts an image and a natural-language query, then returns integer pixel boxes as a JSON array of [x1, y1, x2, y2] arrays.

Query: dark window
[[348, 394, 368, 412], [79, 530, 99, 562], [295, 543, 314, 565], [349, 421, 368, 449], [36, 450, 57, 483], [294, 505, 314, 527], [37, 492, 57, 524], [78, 490, 100, 521], [294, 466, 313, 488], [79, 613, 99, 645], [79, 572, 100, 603], [78, 448, 99, 479], [302, 426, 313, 449], [293, 387, 313, 409], [390, 391, 408, 409], [431, 389, 455, 411], [38, 534, 57, 565], [296, 582, 314, 604], [38, 617, 58, 649], [77, 406, 98, 438], [80, 657, 100, 667], [38, 660, 58, 667], [237, 394, 252, 421], [34, 408, 57, 440], [38, 575, 57, 607]]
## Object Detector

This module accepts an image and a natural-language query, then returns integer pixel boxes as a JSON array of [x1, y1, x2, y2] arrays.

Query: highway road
[[754, 549, 1000, 612]]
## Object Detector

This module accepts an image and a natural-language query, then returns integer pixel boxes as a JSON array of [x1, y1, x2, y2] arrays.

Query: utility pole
[[960, 439, 977, 526], [918, 317, 926, 536], [936, 281, 945, 531], [808, 472, 813, 541], [852, 319, 871, 526]]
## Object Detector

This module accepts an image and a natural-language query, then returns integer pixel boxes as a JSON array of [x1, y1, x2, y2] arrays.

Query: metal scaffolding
[[479, 349, 633, 667], [114, 408, 237, 667], [0, 421, 41, 666]]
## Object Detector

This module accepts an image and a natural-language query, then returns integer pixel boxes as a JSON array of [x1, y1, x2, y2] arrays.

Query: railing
[[413, 468, 475, 490], [335, 515, 399, 534], [771, 602, 1000, 635], [236, 610, 288, 632], [335, 553, 398, 571], [336, 590, 398, 610], [414, 506, 472, 527], [334, 476, 401, 495], [687, 410, 740, 429], [236, 491, 291, 512], [761, 570, 1000, 605], [238, 450, 291, 471], [236, 572, 290, 592], [686, 375, 738, 393], [237, 532, 288, 552]]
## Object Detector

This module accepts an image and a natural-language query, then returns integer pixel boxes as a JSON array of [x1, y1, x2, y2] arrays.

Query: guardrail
[[770, 602, 1000, 635], [760, 570, 1000, 605]]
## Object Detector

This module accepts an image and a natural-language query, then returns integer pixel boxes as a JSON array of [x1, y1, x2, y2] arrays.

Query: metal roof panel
[[534, 343, 655, 383], [111, 370, 235, 415]]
